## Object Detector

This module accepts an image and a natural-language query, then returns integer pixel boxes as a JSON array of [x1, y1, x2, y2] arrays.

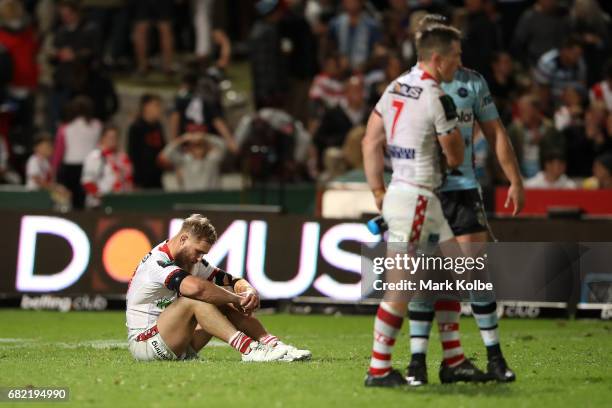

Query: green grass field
[[1, 311, 610, 407]]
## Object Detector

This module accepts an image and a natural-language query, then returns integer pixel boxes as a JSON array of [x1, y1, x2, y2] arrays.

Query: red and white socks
[[368, 302, 404, 377], [435, 300, 465, 367], [229, 331, 254, 354], [259, 334, 280, 347]]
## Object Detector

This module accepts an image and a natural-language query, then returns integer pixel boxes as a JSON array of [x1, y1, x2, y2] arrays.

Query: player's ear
[[180, 233, 189, 244]]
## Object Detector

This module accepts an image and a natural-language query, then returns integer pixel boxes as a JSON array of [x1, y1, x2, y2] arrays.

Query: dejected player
[[126, 214, 311, 362], [404, 14, 524, 387]]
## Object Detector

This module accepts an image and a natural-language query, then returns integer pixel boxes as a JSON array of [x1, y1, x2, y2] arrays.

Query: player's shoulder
[[454, 67, 487, 86], [147, 241, 175, 267]]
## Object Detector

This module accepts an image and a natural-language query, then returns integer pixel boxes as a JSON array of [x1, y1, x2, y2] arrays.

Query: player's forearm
[[362, 113, 386, 192], [493, 129, 523, 186], [183, 278, 242, 305]]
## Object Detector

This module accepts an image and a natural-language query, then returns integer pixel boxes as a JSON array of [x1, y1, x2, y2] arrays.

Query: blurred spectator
[[25, 134, 53, 190], [554, 86, 584, 132], [512, 0, 569, 67], [280, 0, 319, 125], [192, 0, 231, 70], [589, 59, 612, 111], [308, 53, 345, 128], [508, 94, 563, 178], [48, 0, 101, 129], [328, 0, 381, 71], [460, 0, 501, 77], [0, 133, 20, 184], [51, 96, 102, 209], [127, 94, 166, 189], [314, 75, 366, 166], [488, 51, 519, 123], [569, 0, 611, 86], [318, 146, 347, 184], [131, 0, 175, 75], [84, 0, 131, 69], [533, 35, 587, 107], [366, 53, 403, 110], [380, 0, 411, 56], [563, 104, 611, 177], [250, 0, 288, 110], [0, 42, 10, 103], [158, 132, 226, 191], [81, 124, 133, 208], [170, 72, 238, 153], [583, 153, 612, 189], [342, 124, 364, 170], [496, 0, 530, 49], [524, 150, 576, 189]]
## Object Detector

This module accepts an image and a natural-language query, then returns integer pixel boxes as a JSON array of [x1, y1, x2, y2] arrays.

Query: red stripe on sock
[[435, 300, 461, 312], [368, 367, 391, 376], [438, 322, 459, 332], [372, 351, 391, 361], [374, 331, 397, 346], [377, 307, 403, 329], [445, 354, 465, 366], [442, 340, 461, 350]]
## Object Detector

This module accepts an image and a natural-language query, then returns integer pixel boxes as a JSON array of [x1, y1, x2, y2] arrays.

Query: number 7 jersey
[[374, 66, 458, 190]]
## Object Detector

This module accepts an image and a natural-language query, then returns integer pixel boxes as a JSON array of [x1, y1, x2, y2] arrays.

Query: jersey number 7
[[390, 99, 405, 141]]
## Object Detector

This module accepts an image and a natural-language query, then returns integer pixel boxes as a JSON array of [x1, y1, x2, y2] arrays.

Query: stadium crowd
[[1, 0, 612, 209]]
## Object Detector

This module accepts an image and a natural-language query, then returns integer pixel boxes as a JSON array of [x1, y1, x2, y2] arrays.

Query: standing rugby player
[[363, 25, 478, 387], [405, 15, 524, 386]]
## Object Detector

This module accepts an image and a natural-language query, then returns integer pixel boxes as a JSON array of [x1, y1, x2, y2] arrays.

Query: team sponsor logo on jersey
[[157, 259, 175, 268], [482, 94, 493, 107], [390, 82, 423, 99], [387, 145, 416, 159], [156, 297, 173, 309], [456, 109, 473, 124], [458, 87, 468, 98]]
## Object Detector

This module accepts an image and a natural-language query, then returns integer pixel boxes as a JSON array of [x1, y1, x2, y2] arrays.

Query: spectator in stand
[[26, 135, 53, 190], [380, 0, 411, 57], [81, 125, 133, 209], [52, 96, 102, 209], [127, 94, 166, 189], [249, 0, 288, 110], [280, 0, 319, 125], [158, 132, 226, 191], [328, 0, 381, 71], [461, 0, 501, 78], [131, 0, 175, 75], [589, 60, 612, 111], [0, 42, 10, 104], [48, 0, 101, 129], [192, 0, 231, 71], [583, 153, 612, 189], [0, 133, 20, 184], [512, 0, 569, 67], [308, 53, 345, 130], [564, 103, 612, 177], [508, 94, 564, 178], [365, 52, 403, 111], [314, 75, 366, 166], [533, 35, 587, 109], [488, 51, 519, 124], [0, 0, 38, 143], [525, 150, 576, 189], [569, 0, 611, 86], [554, 86, 584, 132], [170, 72, 238, 153]]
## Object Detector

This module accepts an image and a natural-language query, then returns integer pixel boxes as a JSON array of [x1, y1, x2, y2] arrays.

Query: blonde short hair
[[179, 214, 217, 244]]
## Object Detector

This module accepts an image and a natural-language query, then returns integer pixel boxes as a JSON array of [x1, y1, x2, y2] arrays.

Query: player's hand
[[238, 289, 260, 315], [505, 182, 524, 216]]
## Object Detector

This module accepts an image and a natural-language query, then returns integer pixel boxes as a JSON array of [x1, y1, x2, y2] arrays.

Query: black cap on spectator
[[542, 150, 566, 165], [561, 34, 583, 50]]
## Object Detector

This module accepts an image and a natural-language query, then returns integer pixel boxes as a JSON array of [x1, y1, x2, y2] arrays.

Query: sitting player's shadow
[[409, 383, 515, 396]]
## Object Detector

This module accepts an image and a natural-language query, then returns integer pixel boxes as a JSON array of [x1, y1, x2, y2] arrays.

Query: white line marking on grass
[[0, 339, 228, 349]]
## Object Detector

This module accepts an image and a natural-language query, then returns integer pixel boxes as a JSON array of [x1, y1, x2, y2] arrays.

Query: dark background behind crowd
[[1, 0, 612, 210]]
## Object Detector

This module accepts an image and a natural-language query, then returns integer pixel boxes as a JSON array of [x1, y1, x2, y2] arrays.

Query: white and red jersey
[[126, 241, 220, 340], [374, 66, 458, 190], [589, 80, 612, 111], [81, 148, 133, 208], [25, 154, 52, 190]]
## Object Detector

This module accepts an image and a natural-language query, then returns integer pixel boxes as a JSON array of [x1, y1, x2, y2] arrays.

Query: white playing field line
[[0, 338, 228, 349]]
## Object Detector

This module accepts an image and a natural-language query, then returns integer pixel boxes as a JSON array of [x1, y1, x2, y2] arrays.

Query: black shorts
[[131, 0, 174, 22], [439, 188, 488, 237]]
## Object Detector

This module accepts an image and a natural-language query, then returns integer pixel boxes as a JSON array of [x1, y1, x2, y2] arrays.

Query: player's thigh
[[440, 189, 488, 239], [157, 297, 198, 355]]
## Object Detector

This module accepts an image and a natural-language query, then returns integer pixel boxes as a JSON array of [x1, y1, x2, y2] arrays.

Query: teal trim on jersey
[[440, 68, 499, 192]]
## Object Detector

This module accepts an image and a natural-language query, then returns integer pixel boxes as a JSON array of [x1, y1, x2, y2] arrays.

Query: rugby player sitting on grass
[[126, 214, 311, 362]]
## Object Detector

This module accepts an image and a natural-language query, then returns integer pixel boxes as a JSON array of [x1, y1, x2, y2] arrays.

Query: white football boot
[[241, 341, 287, 362], [275, 342, 312, 361]]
